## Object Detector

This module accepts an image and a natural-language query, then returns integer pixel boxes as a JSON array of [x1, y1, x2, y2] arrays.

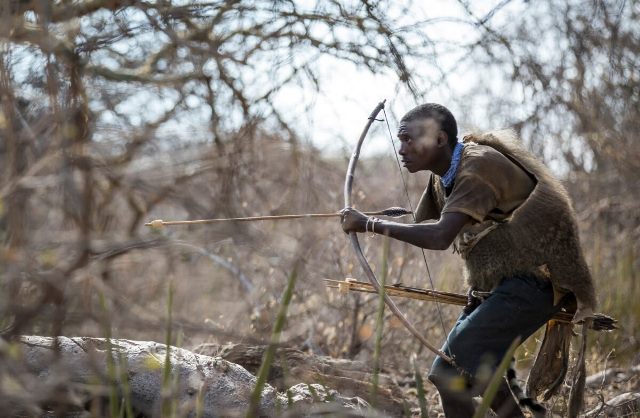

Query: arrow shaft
[[146, 209, 407, 227], [326, 279, 617, 330]]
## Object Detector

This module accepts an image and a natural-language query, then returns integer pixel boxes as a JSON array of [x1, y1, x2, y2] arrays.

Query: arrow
[[145, 207, 411, 228], [326, 278, 617, 331]]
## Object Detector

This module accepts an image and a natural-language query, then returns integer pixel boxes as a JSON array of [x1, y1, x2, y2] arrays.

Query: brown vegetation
[[0, 1, 638, 416]]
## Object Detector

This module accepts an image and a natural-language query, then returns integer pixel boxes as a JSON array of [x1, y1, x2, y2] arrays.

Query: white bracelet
[[370, 217, 380, 238], [365, 216, 373, 237]]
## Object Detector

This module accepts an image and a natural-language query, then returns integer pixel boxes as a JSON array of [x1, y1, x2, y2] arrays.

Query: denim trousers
[[428, 274, 561, 417]]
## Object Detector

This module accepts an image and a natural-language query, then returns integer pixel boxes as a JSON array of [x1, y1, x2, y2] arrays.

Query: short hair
[[400, 103, 458, 149]]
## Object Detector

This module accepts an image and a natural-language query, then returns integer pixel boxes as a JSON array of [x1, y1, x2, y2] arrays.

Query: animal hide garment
[[415, 129, 597, 415], [457, 130, 596, 322]]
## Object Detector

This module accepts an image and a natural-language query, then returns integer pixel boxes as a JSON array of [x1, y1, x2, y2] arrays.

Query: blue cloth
[[427, 274, 562, 417], [440, 141, 464, 189]]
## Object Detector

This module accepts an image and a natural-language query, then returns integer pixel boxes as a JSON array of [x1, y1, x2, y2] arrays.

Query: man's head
[[397, 103, 458, 173]]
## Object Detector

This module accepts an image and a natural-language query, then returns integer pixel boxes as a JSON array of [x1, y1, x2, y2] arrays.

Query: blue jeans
[[428, 275, 561, 417]]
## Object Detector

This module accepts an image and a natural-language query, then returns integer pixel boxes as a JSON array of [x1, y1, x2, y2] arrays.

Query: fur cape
[[458, 130, 597, 321], [460, 131, 596, 417], [417, 129, 597, 417]]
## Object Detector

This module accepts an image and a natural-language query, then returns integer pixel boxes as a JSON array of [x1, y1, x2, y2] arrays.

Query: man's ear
[[437, 131, 448, 147]]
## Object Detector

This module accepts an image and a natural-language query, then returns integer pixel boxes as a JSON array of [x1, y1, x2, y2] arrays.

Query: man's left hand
[[340, 207, 369, 233]]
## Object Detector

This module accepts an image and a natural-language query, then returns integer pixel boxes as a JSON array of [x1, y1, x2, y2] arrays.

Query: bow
[[343, 100, 455, 366]]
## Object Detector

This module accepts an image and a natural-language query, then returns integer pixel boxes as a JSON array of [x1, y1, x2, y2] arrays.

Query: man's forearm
[[369, 219, 452, 250], [340, 208, 469, 249]]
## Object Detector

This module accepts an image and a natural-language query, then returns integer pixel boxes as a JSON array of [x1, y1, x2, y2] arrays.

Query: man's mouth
[[401, 159, 411, 166]]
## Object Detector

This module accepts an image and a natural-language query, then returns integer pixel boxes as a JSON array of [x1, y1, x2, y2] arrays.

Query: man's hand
[[340, 207, 471, 250], [340, 207, 369, 233]]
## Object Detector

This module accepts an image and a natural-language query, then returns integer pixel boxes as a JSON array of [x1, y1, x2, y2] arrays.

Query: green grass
[[370, 236, 390, 407], [246, 266, 298, 417], [99, 292, 120, 418], [590, 236, 638, 364], [411, 354, 429, 418], [162, 281, 175, 418], [472, 336, 521, 418]]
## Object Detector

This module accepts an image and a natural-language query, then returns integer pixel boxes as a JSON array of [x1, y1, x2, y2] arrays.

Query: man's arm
[[341, 208, 470, 251]]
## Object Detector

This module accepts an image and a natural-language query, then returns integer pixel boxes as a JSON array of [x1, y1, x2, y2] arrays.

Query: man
[[340, 103, 596, 417]]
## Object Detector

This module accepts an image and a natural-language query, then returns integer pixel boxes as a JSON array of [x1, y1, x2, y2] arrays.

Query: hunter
[[340, 103, 597, 417]]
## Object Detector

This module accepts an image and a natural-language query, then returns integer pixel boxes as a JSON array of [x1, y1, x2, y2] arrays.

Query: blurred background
[[0, 0, 638, 416]]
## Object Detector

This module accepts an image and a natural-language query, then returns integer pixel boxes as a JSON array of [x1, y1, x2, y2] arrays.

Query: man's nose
[[399, 142, 407, 155]]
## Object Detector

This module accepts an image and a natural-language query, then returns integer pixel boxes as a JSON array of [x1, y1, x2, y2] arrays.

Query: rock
[[194, 342, 405, 415], [585, 392, 640, 417], [10, 336, 278, 417], [585, 365, 640, 388], [585, 368, 626, 388], [278, 383, 371, 416], [2, 336, 387, 417]]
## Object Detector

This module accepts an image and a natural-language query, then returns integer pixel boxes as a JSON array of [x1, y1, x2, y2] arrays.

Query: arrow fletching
[[379, 207, 412, 217]]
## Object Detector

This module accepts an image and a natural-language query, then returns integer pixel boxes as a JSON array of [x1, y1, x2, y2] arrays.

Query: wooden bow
[[343, 100, 455, 366]]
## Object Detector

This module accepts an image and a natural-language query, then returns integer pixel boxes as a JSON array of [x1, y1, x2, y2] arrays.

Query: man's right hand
[[340, 207, 368, 234]]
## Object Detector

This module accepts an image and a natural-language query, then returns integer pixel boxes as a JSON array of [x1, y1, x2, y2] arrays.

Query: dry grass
[[4, 138, 636, 415], [0, 1, 637, 415]]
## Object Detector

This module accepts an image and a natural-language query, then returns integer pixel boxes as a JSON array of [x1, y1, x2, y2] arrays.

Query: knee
[[427, 371, 440, 388], [427, 357, 454, 388]]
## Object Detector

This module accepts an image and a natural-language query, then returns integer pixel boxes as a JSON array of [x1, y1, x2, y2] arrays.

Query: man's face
[[397, 117, 444, 173]]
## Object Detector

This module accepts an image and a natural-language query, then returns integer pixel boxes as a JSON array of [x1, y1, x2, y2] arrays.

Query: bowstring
[[381, 108, 449, 344]]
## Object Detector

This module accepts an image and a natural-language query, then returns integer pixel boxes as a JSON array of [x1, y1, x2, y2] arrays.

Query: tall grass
[[588, 232, 638, 364], [246, 266, 298, 417], [99, 292, 120, 418], [472, 336, 521, 418], [161, 281, 175, 418], [117, 353, 135, 418], [411, 354, 429, 418], [370, 236, 390, 407]]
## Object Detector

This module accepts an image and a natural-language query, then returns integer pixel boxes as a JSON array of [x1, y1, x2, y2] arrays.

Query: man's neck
[[432, 148, 454, 176]]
